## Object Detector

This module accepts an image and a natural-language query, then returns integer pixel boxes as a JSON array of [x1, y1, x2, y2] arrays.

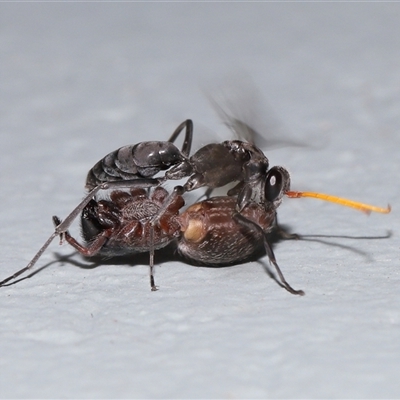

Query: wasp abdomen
[[85, 142, 188, 190]]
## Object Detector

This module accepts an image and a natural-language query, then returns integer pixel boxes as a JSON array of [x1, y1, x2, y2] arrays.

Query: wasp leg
[[148, 227, 157, 291], [167, 119, 193, 157], [233, 213, 305, 296], [0, 232, 58, 286], [274, 215, 300, 240]]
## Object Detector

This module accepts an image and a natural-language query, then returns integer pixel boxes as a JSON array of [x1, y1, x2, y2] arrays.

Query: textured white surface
[[1, 3, 399, 399]]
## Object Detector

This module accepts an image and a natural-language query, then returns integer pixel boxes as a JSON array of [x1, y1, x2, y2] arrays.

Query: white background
[[1, 3, 399, 398]]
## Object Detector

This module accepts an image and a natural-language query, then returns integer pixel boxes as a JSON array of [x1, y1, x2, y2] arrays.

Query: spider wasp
[[0, 120, 390, 295]]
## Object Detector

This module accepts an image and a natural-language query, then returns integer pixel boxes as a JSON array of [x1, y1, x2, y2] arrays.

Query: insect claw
[[284, 284, 305, 296]]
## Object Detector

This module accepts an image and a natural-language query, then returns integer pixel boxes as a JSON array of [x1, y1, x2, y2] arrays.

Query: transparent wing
[[204, 73, 310, 148]]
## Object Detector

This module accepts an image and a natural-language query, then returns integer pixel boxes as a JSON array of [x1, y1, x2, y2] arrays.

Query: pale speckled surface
[[1, 3, 399, 399]]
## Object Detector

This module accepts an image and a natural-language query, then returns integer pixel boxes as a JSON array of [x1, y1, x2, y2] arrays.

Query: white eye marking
[[270, 175, 276, 186]]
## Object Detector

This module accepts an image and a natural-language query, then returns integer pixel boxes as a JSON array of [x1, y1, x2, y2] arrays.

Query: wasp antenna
[[286, 191, 391, 215]]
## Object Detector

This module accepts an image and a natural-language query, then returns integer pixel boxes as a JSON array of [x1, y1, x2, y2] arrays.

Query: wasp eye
[[265, 169, 283, 202]]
